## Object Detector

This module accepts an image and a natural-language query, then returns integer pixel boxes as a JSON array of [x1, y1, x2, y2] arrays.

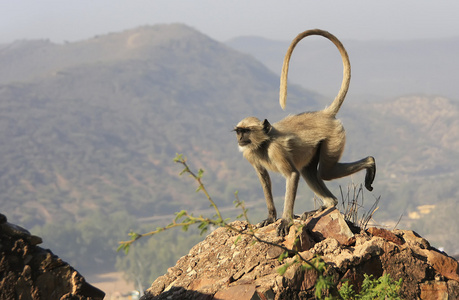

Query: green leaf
[[198, 221, 208, 230], [198, 222, 209, 235], [234, 235, 242, 245], [278, 251, 289, 262], [116, 244, 125, 253], [175, 210, 187, 221], [277, 263, 289, 276], [128, 231, 140, 240], [173, 153, 183, 162], [179, 167, 188, 176]]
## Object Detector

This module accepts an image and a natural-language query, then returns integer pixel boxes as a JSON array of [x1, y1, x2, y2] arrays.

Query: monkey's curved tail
[[279, 29, 351, 117]]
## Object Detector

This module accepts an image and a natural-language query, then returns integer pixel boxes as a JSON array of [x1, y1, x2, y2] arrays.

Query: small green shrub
[[339, 273, 402, 300]]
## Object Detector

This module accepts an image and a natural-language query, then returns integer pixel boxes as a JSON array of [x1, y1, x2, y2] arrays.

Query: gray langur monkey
[[234, 29, 376, 236]]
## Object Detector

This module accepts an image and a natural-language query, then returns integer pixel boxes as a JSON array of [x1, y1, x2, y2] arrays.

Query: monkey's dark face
[[234, 117, 271, 151], [234, 127, 252, 147]]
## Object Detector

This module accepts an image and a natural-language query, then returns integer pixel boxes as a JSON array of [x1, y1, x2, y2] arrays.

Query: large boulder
[[0, 213, 105, 300], [141, 208, 459, 299]]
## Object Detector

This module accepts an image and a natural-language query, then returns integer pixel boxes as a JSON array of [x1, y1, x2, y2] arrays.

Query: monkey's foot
[[300, 209, 319, 221], [276, 218, 292, 237], [365, 157, 376, 191], [323, 197, 338, 208], [257, 216, 276, 228], [300, 205, 331, 221]]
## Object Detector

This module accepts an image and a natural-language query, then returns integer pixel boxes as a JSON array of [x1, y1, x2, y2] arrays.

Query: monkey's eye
[[234, 128, 250, 134]]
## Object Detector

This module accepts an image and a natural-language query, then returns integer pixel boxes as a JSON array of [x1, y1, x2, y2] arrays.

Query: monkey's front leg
[[277, 170, 300, 236], [255, 166, 277, 227]]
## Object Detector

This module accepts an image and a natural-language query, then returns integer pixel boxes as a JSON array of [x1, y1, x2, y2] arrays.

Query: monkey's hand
[[276, 218, 292, 237], [258, 216, 276, 228]]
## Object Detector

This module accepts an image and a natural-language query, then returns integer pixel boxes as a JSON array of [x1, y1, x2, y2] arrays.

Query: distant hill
[[227, 35, 459, 100], [1, 24, 458, 274], [0, 24, 321, 229]]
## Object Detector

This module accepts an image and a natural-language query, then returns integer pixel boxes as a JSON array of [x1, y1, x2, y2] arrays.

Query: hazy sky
[[1, 1, 459, 44]]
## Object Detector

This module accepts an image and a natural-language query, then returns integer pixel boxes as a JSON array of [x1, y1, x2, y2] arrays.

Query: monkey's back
[[275, 111, 344, 143], [272, 111, 344, 169]]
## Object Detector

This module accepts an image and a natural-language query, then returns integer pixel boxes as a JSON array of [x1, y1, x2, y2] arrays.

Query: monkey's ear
[[262, 119, 272, 134]]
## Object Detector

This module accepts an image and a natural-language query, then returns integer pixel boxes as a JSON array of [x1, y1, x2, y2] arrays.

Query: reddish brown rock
[[305, 207, 355, 246], [394, 229, 430, 249], [213, 284, 258, 300], [282, 221, 315, 252], [424, 249, 459, 281], [367, 227, 403, 245], [420, 281, 448, 300]]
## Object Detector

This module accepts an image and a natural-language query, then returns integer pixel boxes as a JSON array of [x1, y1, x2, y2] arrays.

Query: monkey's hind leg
[[301, 144, 338, 209], [319, 156, 376, 191], [318, 138, 376, 191], [301, 165, 338, 208]]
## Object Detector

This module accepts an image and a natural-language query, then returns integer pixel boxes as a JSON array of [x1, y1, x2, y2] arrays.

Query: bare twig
[[341, 182, 380, 231]]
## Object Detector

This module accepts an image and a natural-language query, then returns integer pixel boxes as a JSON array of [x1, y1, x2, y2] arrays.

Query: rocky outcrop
[[0, 213, 105, 300], [141, 207, 459, 300]]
